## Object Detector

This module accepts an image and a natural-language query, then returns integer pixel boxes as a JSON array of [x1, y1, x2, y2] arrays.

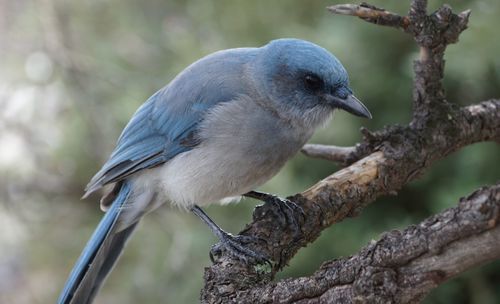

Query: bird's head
[[253, 38, 371, 122]]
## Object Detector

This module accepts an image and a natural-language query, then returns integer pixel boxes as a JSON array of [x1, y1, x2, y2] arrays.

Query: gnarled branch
[[201, 1, 499, 302], [228, 183, 500, 303]]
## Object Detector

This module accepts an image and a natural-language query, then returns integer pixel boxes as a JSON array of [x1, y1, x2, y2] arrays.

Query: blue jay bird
[[58, 38, 371, 304]]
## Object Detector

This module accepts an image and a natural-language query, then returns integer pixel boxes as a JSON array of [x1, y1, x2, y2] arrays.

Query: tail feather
[[58, 182, 137, 304], [71, 223, 138, 304]]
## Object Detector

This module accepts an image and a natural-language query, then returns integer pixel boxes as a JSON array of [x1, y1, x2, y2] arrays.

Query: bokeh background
[[1, 0, 499, 303]]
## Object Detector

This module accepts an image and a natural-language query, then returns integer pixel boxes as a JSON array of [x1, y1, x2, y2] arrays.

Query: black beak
[[325, 94, 372, 119]]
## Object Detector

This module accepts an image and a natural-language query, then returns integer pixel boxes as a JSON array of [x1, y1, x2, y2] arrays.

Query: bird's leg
[[244, 191, 304, 238], [190, 205, 270, 265]]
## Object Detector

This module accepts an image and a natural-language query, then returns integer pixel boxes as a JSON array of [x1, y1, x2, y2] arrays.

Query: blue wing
[[84, 47, 258, 196]]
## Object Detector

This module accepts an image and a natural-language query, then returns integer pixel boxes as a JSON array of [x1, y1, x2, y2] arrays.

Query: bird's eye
[[304, 74, 323, 91]]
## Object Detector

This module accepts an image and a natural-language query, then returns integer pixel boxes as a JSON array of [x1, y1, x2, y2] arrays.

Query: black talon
[[244, 191, 304, 239], [210, 232, 270, 265], [190, 205, 270, 265]]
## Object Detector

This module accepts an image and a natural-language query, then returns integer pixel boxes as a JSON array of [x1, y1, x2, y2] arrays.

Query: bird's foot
[[257, 193, 305, 238], [267, 196, 304, 237], [210, 232, 270, 265]]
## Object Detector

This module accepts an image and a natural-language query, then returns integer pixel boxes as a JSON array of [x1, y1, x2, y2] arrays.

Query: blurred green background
[[1, 0, 499, 303]]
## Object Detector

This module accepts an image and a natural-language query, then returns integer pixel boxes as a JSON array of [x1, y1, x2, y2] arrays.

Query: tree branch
[[327, 3, 410, 30], [329, 2, 470, 125], [201, 1, 499, 302], [236, 183, 500, 303], [300, 144, 355, 164]]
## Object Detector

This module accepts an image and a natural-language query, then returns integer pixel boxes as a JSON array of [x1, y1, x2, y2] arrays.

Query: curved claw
[[264, 197, 304, 239], [210, 233, 271, 266]]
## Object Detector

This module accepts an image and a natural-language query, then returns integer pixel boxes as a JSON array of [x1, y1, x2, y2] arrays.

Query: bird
[[58, 38, 371, 304]]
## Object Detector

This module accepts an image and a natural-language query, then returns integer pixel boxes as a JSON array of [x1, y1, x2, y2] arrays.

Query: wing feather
[[83, 48, 258, 197]]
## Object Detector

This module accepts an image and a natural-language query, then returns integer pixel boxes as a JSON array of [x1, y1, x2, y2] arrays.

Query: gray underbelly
[[157, 132, 305, 207]]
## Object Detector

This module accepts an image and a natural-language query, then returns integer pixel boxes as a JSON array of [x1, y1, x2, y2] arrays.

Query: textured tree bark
[[201, 1, 500, 303], [221, 184, 500, 303]]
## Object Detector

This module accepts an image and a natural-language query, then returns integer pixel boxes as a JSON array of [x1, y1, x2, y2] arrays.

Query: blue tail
[[58, 182, 137, 304]]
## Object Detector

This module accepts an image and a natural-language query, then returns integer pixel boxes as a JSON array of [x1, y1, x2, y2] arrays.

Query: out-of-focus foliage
[[0, 0, 499, 303]]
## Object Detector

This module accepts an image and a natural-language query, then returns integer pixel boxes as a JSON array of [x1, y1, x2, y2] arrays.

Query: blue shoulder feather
[[84, 48, 259, 195]]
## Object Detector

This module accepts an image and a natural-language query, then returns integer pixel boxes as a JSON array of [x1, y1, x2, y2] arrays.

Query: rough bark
[[201, 1, 500, 303], [224, 184, 500, 304]]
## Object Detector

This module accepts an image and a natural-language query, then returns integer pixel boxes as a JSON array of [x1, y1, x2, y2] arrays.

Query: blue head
[[253, 39, 371, 120]]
